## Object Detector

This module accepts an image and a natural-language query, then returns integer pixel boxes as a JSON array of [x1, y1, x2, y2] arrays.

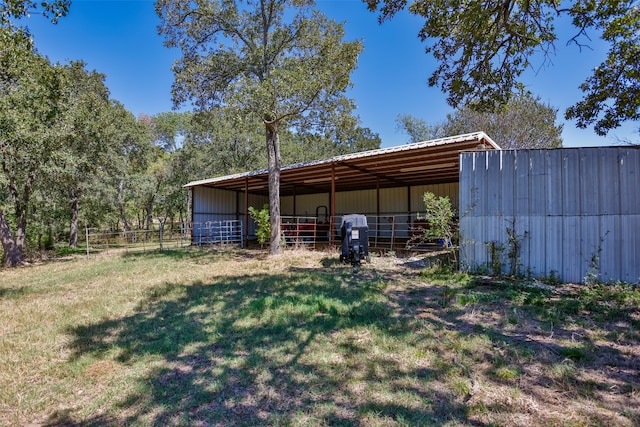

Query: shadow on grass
[[50, 255, 639, 426], [120, 246, 261, 262], [385, 272, 640, 426], [54, 262, 483, 426], [0, 286, 37, 299]]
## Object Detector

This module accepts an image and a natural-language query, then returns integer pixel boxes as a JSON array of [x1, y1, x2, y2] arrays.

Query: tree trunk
[[69, 191, 80, 247], [0, 213, 24, 267], [15, 209, 26, 260], [266, 122, 282, 255], [145, 198, 153, 240], [118, 180, 135, 243], [146, 203, 153, 231], [117, 180, 132, 232]]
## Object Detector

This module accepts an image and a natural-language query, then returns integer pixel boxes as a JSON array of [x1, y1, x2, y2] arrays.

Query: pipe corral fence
[[278, 214, 448, 251], [84, 220, 244, 257], [84, 214, 448, 257]]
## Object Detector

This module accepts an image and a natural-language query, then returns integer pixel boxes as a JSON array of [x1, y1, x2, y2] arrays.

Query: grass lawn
[[0, 248, 638, 426]]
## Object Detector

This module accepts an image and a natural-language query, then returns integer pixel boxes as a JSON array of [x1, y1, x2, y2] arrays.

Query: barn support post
[[235, 190, 240, 222], [244, 178, 249, 248], [330, 162, 336, 243], [188, 187, 194, 245], [376, 178, 380, 248], [293, 185, 297, 217], [235, 190, 242, 248], [85, 226, 89, 259]]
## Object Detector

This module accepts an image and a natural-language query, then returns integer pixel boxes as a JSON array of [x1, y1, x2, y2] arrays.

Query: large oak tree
[[156, 0, 363, 254], [365, 0, 639, 136], [0, 29, 67, 266]]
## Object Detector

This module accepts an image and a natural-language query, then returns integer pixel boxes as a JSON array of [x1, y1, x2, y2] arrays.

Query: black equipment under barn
[[339, 214, 369, 266]]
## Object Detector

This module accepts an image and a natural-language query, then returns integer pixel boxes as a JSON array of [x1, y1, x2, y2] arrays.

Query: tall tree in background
[[54, 61, 113, 247], [396, 92, 562, 148], [442, 92, 563, 149], [365, 0, 639, 136], [150, 111, 192, 152], [156, 0, 363, 255], [302, 98, 382, 157], [0, 0, 70, 268], [148, 112, 195, 224], [109, 109, 155, 234], [0, 29, 66, 266], [395, 114, 445, 143], [187, 109, 267, 176]]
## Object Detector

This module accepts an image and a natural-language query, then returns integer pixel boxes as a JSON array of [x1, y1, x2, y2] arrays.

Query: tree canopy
[[156, 0, 363, 254], [395, 114, 444, 143], [1, 0, 69, 29], [442, 92, 563, 149], [365, 0, 639, 135], [0, 28, 67, 266], [397, 92, 563, 149]]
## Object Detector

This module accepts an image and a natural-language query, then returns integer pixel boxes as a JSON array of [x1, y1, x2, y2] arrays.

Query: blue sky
[[21, 0, 639, 148]]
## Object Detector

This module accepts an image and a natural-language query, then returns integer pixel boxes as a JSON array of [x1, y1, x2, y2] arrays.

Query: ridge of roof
[[184, 131, 498, 188]]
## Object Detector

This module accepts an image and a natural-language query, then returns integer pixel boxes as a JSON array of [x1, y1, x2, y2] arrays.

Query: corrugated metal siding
[[334, 184, 461, 216], [192, 187, 237, 222], [379, 188, 406, 214], [280, 193, 330, 216], [460, 148, 640, 284], [336, 189, 377, 215], [192, 187, 267, 239], [246, 194, 269, 211], [411, 183, 460, 213]]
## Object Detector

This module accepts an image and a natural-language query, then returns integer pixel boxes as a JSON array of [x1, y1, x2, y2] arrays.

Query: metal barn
[[184, 132, 500, 249], [460, 147, 640, 284]]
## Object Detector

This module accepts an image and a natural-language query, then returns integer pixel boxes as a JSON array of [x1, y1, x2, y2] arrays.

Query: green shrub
[[248, 204, 270, 247]]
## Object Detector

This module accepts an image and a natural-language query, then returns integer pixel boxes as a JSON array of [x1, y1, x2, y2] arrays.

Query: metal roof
[[184, 131, 500, 197]]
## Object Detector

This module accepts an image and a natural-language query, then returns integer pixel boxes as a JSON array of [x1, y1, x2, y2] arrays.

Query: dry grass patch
[[0, 248, 638, 426]]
